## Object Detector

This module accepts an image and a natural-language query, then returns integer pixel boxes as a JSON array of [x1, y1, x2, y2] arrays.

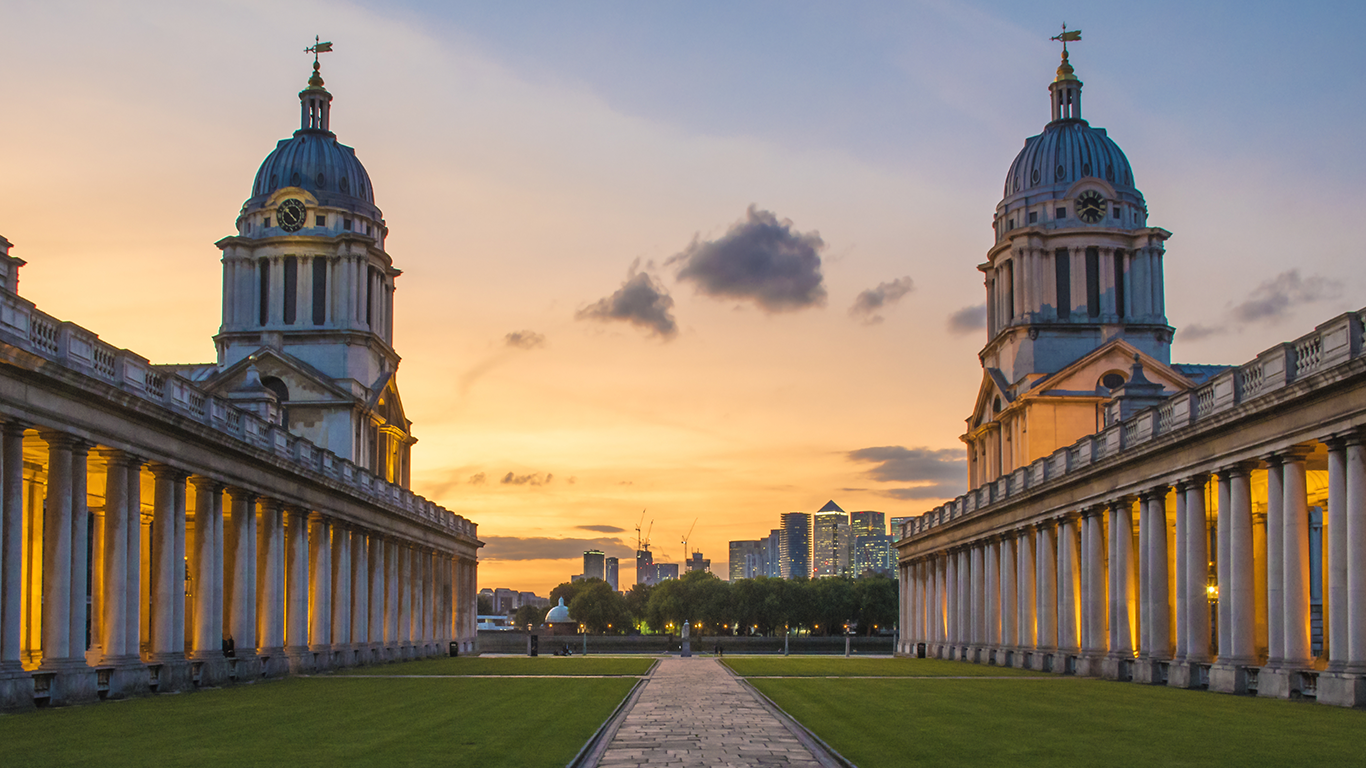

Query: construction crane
[[643, 519, 653, 552], [634, 509, 646, 552], [681, 518, 697, 569]]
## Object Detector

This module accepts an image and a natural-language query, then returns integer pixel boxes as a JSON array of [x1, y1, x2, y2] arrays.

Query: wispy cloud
[[480, 536, 634, 561], [849, 276, 914, 325], [501, 471, 554, 486], [669, 205, 827, 312], [576, 260, 678, 339], [947, 303, 986, 335], [505, 330, 547, 349], [847, 445, 966, 500], [1180, 270, 1342, 341], [576, 524, 625, 533]]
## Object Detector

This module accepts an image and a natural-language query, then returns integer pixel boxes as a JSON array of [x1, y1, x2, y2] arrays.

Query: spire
[[1047, 25, 1083, 122], [299, 37, 334, 134]]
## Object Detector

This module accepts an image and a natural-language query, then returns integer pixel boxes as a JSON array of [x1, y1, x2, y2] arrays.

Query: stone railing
[[0, 289, 477, 542], [898, 308, 1366, 542]]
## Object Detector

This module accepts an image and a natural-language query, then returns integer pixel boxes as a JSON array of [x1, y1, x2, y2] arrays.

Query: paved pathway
[[594, 657, 831, 767]]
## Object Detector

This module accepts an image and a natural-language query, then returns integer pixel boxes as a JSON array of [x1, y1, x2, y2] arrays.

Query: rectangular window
[[315, 215, 326, 227], [283, 256, 298, 324], [1114, 249, 1126, 319], [1004, 261, 1015, 321], [263, 216, 271, 228], [1085, 247, 1100, 318], [312, 258, 327, 325], [258, 261, 270, 326], [1055, 248, 1070, 319], [366, 266, 377, 328], [365, 224, 372, 235], [343, 218, 352, 231], [1028, 211, 1038, 224], [1056, 207, 1066, 219], [1008, 218, 1015, 230], [1113, 206, 1121, 219]]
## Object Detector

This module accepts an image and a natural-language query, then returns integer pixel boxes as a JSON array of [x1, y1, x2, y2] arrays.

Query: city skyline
[[2, 1, 1362, 595]]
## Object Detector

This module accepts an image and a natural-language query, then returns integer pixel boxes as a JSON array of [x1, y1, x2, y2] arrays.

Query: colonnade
[[899, 432, 1366, 705], [0, 421, 478, 709]]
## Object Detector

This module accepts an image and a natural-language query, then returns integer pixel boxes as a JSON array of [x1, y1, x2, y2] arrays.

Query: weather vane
[[305, 35, 333, 63], [1050, 23, 1081, 54]]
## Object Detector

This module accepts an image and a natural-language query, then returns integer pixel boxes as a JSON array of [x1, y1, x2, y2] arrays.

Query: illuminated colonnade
[[897, 309, 1366, 707]]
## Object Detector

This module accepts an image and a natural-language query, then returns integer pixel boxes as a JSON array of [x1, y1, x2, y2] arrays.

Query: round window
[[1101, 373, 1126, 390]]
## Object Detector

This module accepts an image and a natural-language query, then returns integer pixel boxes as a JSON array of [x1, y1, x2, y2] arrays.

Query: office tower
[[605, 556, 619, 590], [813, 501, 849, 577], [729, 540, 764, 580], [780, 512, 812, 579], [583, 549, 606, 581], [636, 549, 655, 586]]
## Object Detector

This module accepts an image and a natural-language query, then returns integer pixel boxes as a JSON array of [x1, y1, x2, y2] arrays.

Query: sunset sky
[[2, 1, 1363, 595]]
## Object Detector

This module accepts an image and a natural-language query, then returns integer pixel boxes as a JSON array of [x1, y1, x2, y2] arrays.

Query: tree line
[[510, 570, 898, 637]]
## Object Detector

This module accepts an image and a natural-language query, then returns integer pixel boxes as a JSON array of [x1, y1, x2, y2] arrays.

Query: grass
[[745, 674, 1366, 767], [0, 674, 637, 767], [329, 655, 656, 676], [723, 656, 1047, 677]]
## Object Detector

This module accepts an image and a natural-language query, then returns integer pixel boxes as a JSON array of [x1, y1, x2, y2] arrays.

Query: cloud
[[847, 445, 966, 501], [947, 303, 987, 335], [884, 486, 958, 500], [576, 524, 625, 533], [668, 205, 827, 312], [848, 276, 914, 324], [501, 471, 554, 486], [468, 472, 487, 485], [576, 260, 678, 339], [1229, 270, 1341, 324], [1178, 323, 1226, 342], [504, 330, 546, 349], [480, 536, 634, 561]]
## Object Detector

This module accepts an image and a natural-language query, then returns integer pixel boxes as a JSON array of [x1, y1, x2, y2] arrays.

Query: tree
[[811, 577, 857, 636], [477, 594, 493, 615], [624, 583, 653, 630], [549, 578, 606, 608], [855, 574, 899, 635], [511, 603, 549, 631], [568, 580, 630, 634]]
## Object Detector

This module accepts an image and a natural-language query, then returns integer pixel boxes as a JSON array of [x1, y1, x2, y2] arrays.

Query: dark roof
[[1171, 364, 1233, 386], [816, 500, 844, 513]]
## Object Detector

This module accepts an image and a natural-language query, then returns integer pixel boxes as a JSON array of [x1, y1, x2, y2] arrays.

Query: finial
[[1050, 23, 1081, 82], [304, 35, 333, 90]]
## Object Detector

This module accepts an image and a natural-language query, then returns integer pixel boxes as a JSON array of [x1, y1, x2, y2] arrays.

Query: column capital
[[1109, 495, 1138, 511], [1054, 510, 1081, 525], [37, 429, 80, 450], [1, 418, 30, 437], [93, 447, 141, 468], [147, 461, 189, 481], [255, 496, 284, 512], [223, 486, 258, 503], [1274, 444, 1316, 464], [308, 510, 330, 525], [1219, 460, 1260, 478], [1140, 485, 1169, 502], [187, 474, 224, 492], [1336, 428, 1366, 448], [1080, 505, 1106, 520]]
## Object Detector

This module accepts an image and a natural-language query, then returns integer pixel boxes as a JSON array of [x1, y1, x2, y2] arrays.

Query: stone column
[[399, 545, 412, 648], [1184, 478, 1212, 663], [1081, 508, 1107, 665], [1225, 463, 1257, 666], [1000, 536, 1016, 653], [307, 513, 331, 656], [351, 528, 368, 650], [188, 477, 222, 661], [1264, 455, 1287, 669], [1016, 528, 1036, 651], [124, 457, 143, 662], [171, 472, 186, 659], [1036, 521, 1057, 655], [97, 451, 132, 663], [1138, 492, 1152, 658], [943, 548, 958, 647], [1, 422, 25, 677], [148, 464, 180, 658], [224, 488, 257, 658], [1173, 481, 1189, 663], [1106, 500, 1137, 673], [1326, 438, 1347, 670], [368, 532, 384, 654], [1215, 471, 1232, 659], [256, 498, 285, 666], [68, 440, 91, 660], [38, 431, 75, 666], [284, 507, 309, 664], [1058, 514, 1081, 654], [970, 543, 985, 650], [1346, 432, 1366, 671], [331, 521, 351, 653], [1147, 489, 1171, 661], [984, 538, 1000, 649], [386, 539, 400, 651]]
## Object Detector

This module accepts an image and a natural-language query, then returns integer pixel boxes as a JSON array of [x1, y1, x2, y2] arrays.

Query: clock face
[[276, 199, 306, 232], [1076, 190, 1106, 224]]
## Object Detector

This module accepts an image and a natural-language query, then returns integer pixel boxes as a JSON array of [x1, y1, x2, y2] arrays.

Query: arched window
[[260, 376, 289, 426]]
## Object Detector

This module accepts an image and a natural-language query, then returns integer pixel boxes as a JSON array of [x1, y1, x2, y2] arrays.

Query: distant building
[[780, 512, 812, 579], [492, 587, 521, 614], [656, 562, 680, 581], [605, 556, 619, 590], [889, 516, 913, 541], [729, 540, 764, 580], [583, 549, 606, 581], [765, 529, 782, 577], [813, 501, 851, 577], [851, 510, 892, 575], [686, 552, 711, 573], [636, 549, 655, 586]]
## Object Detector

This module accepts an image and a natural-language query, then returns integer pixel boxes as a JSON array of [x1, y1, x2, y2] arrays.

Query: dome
[[545, 598, 571, 623], [251, 133, 375, 206], [1003, 120, 1136, 200]]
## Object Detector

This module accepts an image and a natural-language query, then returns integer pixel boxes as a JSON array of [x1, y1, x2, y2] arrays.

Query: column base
[[33, 660, 100, 706], [285, 648, 315, 675], [1100, 654, 1135, 682], [1257, 666, 1317, 700], [1133, 658, 1170, 685], [1316, 672, 1366, 707], [256, 650, 291, 678], [308, 646, 335, 672], [1208, 662, 1254, 694], [0, 666, 35, 711], [1075, 653, 1106, 678], [145, 655, 193, 693], [227, 654, 263, 681], [94, 655, 150, 699], [1166, 660, 1210, 689], [188, 653, 231, 687]]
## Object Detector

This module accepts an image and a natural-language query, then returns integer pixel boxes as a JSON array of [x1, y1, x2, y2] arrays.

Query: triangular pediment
[[1026, 339, 1193, 399], [199, 347, 357, 405], [968, 368, 1013, 431]]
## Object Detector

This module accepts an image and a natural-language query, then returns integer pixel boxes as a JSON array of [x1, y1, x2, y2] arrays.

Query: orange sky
[[2, 1, 1362, 595]]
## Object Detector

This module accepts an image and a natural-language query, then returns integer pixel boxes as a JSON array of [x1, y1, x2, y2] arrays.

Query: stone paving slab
[[593, 657, 832, 767]]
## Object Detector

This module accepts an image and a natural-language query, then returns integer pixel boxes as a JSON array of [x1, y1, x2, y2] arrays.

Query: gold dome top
[[1055, 49, 1078, 82]]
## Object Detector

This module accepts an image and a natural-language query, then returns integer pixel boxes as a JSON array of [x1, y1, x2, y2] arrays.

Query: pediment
[[1029, 340, 1193, 398], [200, 347, 356, 405]]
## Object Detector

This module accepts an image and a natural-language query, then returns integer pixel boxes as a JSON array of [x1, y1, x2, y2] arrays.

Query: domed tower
[[205, 54, 414, 485], [963, 42, 1189, 488]]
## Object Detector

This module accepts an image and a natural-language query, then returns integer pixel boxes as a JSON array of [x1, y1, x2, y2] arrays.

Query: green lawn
[[330, 655, 656, 676], [723, 656, 1046, 677], [748, 676, 1365, 767], [0, 675, 637, 767]]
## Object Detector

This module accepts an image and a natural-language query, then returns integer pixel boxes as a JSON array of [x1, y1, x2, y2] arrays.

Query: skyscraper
[[780, 512, 811, 579], [636, 549, 655, 586], [686, 552, 710, 573], [605, 556, 619, 591], [583, 550, 606, 581], [765, 530, 782, 577], [729, 540, 763, 580], [812, 501, 850, 577], [850, 510, 891, 576]]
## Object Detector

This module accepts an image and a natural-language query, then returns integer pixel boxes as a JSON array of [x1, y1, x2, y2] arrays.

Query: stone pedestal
[[1317, 672, 1366, 707], [147, 656, 193, 692], [0, 668, 34, 710], [228, 655, 263, 682], [1076, 654, 1105, 678], [285, 648, 315, 675], [1133, 658, 1169, 685], [1100, 655, 1134, 682], [36, 661, 100, 705], [1257, 667, 1313, 699], [1166, 661, 1208, 689], [190, 655, 232, 687], [98, 656, 150, 699], [1208, 663, 1250, 694], [257, 651, 291, 678]]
